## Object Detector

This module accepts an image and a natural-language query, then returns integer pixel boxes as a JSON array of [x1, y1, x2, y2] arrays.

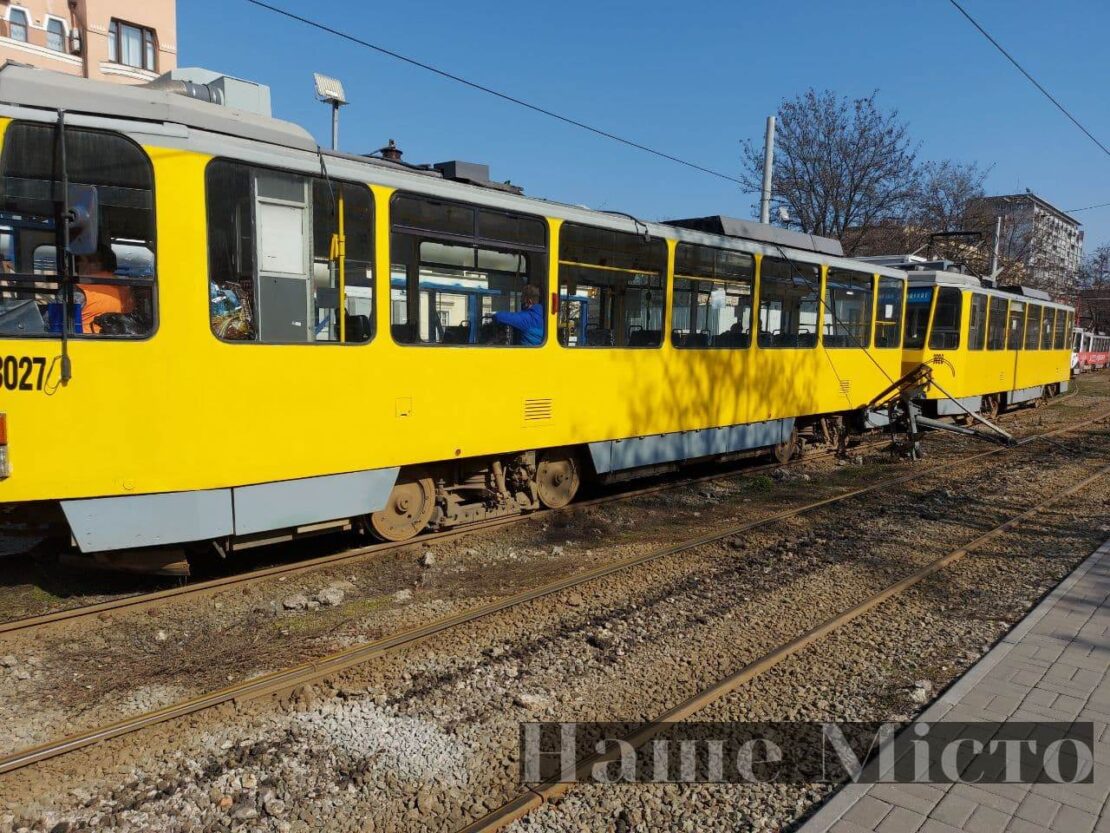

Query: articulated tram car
[[890, 267, 1073, 418], [0, 65, 917, 572], [1073, 329, 1110, 373]]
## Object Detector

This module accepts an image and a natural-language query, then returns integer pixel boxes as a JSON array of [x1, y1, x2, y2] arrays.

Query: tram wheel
[[772, 428, 799, 464], [535, 449, 581, 509], [369, 472, 437, 542], [982, 394, 1001, 420]]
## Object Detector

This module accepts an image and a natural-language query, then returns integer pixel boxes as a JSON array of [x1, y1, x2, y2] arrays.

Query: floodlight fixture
[[313, 72, 348, 150], [313, 73, 347, 106]]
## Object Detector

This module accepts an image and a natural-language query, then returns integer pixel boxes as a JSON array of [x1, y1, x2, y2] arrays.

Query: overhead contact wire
[[244, 0, 745, 186]]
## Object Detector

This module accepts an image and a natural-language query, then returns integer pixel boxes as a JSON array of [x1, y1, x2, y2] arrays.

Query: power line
[[1067, 201, 1110, 213], [245, 0, 745, 186], [946, 0, 1110, 159]]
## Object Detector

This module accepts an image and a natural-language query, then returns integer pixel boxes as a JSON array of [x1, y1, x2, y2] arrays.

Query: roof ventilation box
[[158, 68, 273, 117], [433, 160, 522, 194], [665, 215, 843, 257]]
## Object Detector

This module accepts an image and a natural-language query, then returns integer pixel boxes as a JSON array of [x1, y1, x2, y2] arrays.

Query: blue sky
[[180, 0, 1110, 249]]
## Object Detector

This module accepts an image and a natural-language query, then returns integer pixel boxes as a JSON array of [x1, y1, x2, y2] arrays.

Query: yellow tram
[[877, 262, 1074, 418], [0, 64, 924, 570]]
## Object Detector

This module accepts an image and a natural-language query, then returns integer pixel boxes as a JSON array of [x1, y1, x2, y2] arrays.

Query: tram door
[[253, 171, 312, 342]]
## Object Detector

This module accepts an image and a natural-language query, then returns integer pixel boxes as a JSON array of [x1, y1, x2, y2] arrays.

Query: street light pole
[[759, 115, 776, 225]]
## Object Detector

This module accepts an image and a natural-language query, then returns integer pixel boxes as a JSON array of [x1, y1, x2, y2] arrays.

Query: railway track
[[455, 461, 1110, 833], [0, 405, 1106, 778], [0, 384, 1087, 640], [0, 434, 898, 639]]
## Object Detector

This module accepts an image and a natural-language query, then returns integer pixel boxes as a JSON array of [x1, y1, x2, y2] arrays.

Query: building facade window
[[7, 8, 28, 42], [109, 20, 157, 71], [46, 18, 66, 52]]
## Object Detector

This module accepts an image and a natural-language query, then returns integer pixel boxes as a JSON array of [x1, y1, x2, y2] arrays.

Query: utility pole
[[759, 115, 775, 224], [989, 215, 1003, 277]]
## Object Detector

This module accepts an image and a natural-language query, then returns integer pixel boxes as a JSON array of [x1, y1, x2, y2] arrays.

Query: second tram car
[[873, 261, 1073, 418]]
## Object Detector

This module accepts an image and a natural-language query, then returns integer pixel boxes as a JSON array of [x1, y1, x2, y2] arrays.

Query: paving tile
[[1051, 804, 1098, 833], [828, 820, 880, 833], [929, 792, 979, 828], [1029, 782, 1106, 815], [917, 820, 965, 833], [1022, 688, 1056, 708], [1003, 818, 1052, 833], [869, 784, 943, 817], [1012, 794, 1062, 828], [949, 784, 1021, 816], [963, 804, 1013, 833], [1050, 692, 1088, 716], [842, 795, 893, 829], [874, 805, 926, 833]]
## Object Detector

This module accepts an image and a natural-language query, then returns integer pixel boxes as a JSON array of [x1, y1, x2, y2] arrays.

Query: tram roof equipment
[[664, 215, 844, 258], [0, 61, 315, 152]]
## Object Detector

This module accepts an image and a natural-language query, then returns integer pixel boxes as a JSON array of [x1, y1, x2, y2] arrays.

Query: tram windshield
[[902, 286, 933, 349]]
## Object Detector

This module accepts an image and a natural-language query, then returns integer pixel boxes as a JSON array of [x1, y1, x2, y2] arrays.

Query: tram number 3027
[[1, 356, 47, 391]]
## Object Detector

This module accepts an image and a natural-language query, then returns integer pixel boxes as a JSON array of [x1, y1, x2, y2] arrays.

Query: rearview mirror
[[66, 184, 99, 256]]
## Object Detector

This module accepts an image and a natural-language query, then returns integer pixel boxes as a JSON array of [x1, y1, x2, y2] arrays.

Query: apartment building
[[0, 0, 175, 83]]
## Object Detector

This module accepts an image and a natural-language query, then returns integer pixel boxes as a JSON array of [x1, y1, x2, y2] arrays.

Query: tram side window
[[390, 194, 546, 346], [903, 286, 933, 349], [1041, 307, 1055, 350], [1007, 302, 1025, 350], [206, 160, 373, 344], [1023, 304, 1041, 350], [757, 257, 820, 348], [874, 277, 903, 348], [824, 268, 873, 348], [929, 287, 962, 350], [0, 122, 156, 337], [968, 293, 988, 350], [558, 223, 666, 348], [671, 243, 753, 348], [987, 297, 1007, 350], [1058, 312, 1071, 350]]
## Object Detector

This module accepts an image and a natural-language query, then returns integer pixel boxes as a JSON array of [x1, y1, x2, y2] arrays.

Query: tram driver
[[492, 283, 543, 346], [76, 244, 133, 334]]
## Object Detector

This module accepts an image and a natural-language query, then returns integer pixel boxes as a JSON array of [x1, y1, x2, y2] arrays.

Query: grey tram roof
[[0, 63, 900, 276], [905, 270, 1069, 310], [0, 62, 316, 151]]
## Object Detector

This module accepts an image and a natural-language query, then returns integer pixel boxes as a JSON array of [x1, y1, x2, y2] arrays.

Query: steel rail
[[456, 462, 1110, 833], [0, 408, 1105, 777], [0, 383, 1086, 638], [0, 435, 896, 638]]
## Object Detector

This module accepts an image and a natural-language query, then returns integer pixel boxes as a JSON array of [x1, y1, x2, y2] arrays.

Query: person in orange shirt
[[76, 245, 132, 334]]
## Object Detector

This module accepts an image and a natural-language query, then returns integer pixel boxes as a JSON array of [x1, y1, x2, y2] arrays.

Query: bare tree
[[852, 159, 989, 259], [912, 160, 989, 236], [1079, 243, 1110, 288], [740, 90, 918, 255]]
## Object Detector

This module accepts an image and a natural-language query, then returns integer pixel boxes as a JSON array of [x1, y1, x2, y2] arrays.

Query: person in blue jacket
[[493, 283, 544, 345]]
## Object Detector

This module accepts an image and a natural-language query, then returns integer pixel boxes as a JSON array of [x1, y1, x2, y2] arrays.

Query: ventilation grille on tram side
[[524, 398, 553, 423]]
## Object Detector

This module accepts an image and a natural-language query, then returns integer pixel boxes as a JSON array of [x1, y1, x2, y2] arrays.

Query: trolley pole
[[759, 116, 776, 225]]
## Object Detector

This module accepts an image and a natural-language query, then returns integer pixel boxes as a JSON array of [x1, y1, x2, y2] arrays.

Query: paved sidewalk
[[797, 538, 1110, 833]]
